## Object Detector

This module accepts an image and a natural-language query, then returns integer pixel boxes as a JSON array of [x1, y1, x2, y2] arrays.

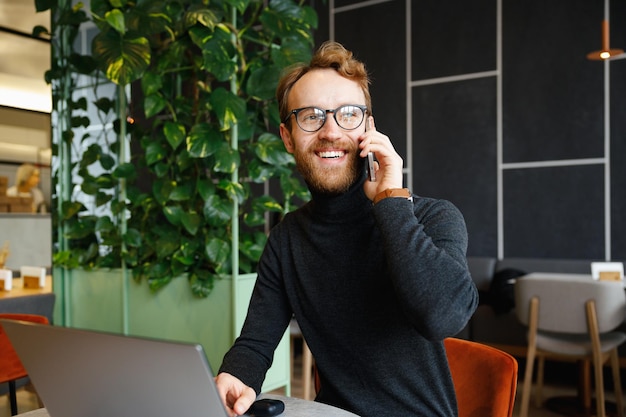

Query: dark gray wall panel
[[611, 59, 626, 260], [313, 0, 625, 261], [502, 0, 604, 163], [332, 2, 407, 160], [411, 0, 497, 80], [412, 78, 497, 256], [503, 165, 605, 259]]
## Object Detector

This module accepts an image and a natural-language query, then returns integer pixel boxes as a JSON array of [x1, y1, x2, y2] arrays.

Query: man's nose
[[318, 114, 342, 140]]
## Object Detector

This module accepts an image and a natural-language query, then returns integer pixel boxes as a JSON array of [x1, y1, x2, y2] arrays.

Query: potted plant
[[37, 0, 315, 385]]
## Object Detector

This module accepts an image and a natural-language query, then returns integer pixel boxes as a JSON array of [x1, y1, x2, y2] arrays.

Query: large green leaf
[[240, 231, 267, 263], [205, 237, 230, 272], [184, 4, 222, 29], [271, 37, 314, 69], [172, 239, 201, 266], [163, 121, 186, 150], [189, 270, 217, 298], [199, 26, 236, 81], [197, 179, 216, 200], [169, 182, 193, 201], [92, 29, 151, 85], [246, 65, 281, 100], [261, 0, 317, 43], [113, 163, 137, 180], [187, 123, 223, 158], [203, 195, 231, 227], [219, 180, 246, 204], [123, 228, 143, 247], [144, 93, 167, 119], [163, 205, 184, 226], [155, 234, 179, 258], [247, 158, 277, 183], [145, 141, 167, 165], [181, 211, 201, 235], [209, 87, 247, 131], [125, 4, 171, 35], [60, 201, 85, 220], [152, 179, 174, 205], [254, 132, 294, 166], [141, 70, 163, 96], [214, 142, 240, 174], [105, 9, 126, 34]]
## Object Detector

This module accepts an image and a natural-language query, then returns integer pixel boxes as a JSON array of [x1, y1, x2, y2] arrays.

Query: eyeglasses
[[284, 104, 368, 132]]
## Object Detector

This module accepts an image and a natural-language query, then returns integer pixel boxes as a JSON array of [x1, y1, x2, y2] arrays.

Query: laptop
[[0, 319, 229, 417]]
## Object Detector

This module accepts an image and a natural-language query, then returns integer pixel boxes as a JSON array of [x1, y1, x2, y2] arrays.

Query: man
[[215, 41, 478, 417]]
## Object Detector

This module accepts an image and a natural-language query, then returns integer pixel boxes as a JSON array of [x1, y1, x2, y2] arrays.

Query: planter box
[[52, 268, 290, 393]]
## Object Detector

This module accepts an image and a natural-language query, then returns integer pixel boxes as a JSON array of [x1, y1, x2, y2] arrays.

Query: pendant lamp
[[587, 19, 624, 60]]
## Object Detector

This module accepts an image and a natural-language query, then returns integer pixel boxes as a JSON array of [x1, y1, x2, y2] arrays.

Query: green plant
[[40, 0, 314, 297]]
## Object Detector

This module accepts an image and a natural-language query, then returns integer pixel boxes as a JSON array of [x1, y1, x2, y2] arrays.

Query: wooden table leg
[[578, 359, 592, 412]]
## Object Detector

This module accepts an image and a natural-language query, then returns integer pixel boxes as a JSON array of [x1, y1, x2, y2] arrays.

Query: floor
[[0, 356, 618, 417]]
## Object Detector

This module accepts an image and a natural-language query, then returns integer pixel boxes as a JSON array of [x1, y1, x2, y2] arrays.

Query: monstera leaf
[[92, 29, 150, 85]]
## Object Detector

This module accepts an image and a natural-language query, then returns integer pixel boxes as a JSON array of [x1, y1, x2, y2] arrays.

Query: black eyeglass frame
[[283, 104, 368, 132]]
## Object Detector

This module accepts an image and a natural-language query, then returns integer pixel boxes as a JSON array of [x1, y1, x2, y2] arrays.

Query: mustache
[[312, 140, 356, 151]]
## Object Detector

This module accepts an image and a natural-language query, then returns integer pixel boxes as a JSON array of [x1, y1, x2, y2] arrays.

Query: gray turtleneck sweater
[[219, 174, 478, 417]]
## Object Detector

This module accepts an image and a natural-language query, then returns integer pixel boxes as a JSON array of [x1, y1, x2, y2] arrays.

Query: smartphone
[[365, 118, 376, 182], [367, 152, 376, 182]]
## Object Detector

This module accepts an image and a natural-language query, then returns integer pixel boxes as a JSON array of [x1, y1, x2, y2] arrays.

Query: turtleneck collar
[[306, 172, 371, 221]]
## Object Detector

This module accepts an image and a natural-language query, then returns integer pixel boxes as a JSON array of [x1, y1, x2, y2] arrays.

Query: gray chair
[[515, 274, 626, 417]]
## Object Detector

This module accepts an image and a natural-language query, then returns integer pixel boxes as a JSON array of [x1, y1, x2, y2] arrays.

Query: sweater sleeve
[[372, 195, 478, 340], [217, 232, 292, 393]]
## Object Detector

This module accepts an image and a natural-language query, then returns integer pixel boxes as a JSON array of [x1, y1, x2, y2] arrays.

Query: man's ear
[[280, 124, 295, 153]]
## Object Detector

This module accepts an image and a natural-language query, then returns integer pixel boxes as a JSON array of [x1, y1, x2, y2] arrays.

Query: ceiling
[[0, 0, 51, 112]]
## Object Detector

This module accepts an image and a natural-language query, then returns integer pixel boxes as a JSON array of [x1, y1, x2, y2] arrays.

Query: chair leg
[[610, 349, 624, 417], [535, 354, 545, 408], [593, 355, 606, 417], [520, 347, 536, 417], [302, 340, 313, 401], [9, 380, 18, 416]]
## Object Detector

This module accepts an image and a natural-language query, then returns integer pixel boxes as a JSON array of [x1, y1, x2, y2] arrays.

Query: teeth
[[318, 151, 344, 159]]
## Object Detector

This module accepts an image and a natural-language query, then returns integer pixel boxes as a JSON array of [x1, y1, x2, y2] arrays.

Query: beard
[[292, 140, 362, 195]]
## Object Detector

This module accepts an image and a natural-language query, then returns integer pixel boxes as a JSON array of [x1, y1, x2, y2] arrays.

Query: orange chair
[[313, 338, 517, 417], [444, 338, 518, 417], [0, 313, 49, 416]]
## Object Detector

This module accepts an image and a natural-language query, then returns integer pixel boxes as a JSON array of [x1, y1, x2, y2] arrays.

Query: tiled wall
[[312, 0, 626, 260]]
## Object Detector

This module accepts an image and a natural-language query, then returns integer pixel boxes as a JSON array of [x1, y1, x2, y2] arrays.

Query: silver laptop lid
[[0, 319, 228, 417]]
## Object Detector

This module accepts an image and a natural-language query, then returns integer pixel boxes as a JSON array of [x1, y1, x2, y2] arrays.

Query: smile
[[317, 150, 345, 159]]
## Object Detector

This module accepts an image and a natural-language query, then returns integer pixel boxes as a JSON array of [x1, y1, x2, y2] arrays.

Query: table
[[14, 394, 361, 417], [0, 276, 53, 299]]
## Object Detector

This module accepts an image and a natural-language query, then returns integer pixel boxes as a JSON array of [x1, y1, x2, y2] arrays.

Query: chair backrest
[[0, 313, 50, 383], [514, 276, 626, 334], [0, 293, 56, 324], [444, 337, 518, 417]]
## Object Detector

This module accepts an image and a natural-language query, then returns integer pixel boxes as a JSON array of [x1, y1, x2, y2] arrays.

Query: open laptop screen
[[0, 319, 229, 417]]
